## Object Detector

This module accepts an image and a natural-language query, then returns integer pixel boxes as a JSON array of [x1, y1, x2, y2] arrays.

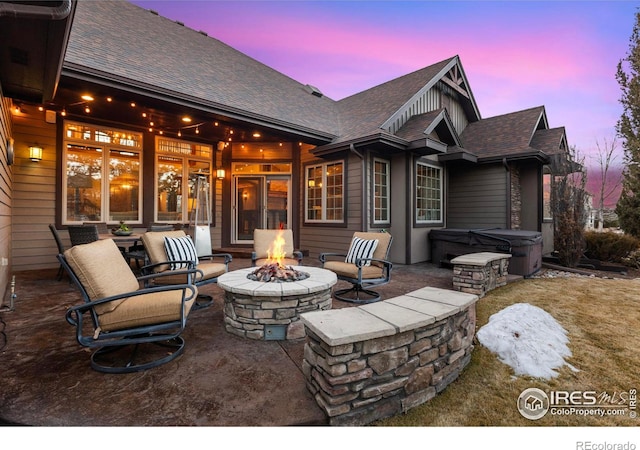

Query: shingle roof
[[63, 1, 565, 162], [460, 106, 547, 160], [64, 0, 339, 138], [395, 110, 446, 142], [333, 58, 455, 142], [530, 127, 567, 155]]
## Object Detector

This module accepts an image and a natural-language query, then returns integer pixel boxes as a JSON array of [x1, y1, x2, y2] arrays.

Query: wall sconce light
[[216, 168, 226, 180], [29, 146, 43, 162]]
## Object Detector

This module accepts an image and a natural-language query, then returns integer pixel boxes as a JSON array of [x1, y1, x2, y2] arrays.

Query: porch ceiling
[[50, 78, 322, 145]]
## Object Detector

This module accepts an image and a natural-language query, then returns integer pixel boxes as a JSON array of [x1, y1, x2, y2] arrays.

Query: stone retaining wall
[[300, 287, 478, 426]]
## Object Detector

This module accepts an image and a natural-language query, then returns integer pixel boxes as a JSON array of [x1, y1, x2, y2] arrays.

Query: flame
[[266, 231, 287, 267]]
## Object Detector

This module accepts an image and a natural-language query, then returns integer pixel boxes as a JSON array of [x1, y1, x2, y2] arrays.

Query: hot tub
[[429, 228, 543, 277]]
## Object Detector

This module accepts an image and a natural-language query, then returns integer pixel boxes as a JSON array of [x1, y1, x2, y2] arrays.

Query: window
[[373, 158, 390, 224], [416, 162, 442, 224], [63, 122, 142, 224], [305, 161, 344, 223], [155, 137, 212, 223]]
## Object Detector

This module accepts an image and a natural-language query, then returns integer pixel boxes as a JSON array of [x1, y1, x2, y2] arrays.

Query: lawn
[[376, 276, 640, 426]]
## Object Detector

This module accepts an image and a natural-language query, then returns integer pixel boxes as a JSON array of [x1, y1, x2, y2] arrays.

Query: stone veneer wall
[[451, 253, 510, 298], [302, 305, 476, 426], [510, 166, 522, 230], [223, 290, 332, 340]]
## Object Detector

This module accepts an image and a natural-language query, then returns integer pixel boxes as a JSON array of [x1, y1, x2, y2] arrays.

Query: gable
[[459, 106, 549, 162], [396, 109, 462, 155], [380, 56, 480, 136]]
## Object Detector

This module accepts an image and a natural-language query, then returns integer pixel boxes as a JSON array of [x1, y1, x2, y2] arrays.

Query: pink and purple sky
[[131, 0, 638, 164]]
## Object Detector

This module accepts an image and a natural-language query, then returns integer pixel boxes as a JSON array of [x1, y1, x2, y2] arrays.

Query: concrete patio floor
[[0, 257, 455, 426]]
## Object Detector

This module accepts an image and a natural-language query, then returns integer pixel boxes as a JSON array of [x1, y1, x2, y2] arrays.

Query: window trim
[[61, 121, 143, 225], [371, 157, 391, 226], [415, 160, 443, 226], [304, 160, 346, 224], [154, 136, 213, 224]]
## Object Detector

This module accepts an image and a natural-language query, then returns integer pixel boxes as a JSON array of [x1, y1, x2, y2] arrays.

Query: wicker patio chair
[[67, 224, 99, 246], [319, 231, 393, 304], [59, 238, 198, 373]]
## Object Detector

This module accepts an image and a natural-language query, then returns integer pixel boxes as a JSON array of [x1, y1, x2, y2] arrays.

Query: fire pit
[[219, 231, 336, 340], [247, 262, 310, 282], [219, 266, 336, 340]]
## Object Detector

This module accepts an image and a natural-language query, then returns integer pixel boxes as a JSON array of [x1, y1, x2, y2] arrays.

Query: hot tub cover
[[429, 228, 542, 248]]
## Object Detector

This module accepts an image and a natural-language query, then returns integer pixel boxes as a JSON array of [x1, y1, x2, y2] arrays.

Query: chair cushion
[[142, 230, 188, 272], [253, 229, 295, 259], [164, 235, 198, 270], [323, 261, 384, 280], [64, 239, 140, 314], [97, 289, 195, 332], [353, 232, 392, 267], [151, 262, 228, 285], [345, 236, 379, 266]]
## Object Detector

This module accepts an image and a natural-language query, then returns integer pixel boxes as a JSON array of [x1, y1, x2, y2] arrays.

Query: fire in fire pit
[[247, 231, 309, 283]]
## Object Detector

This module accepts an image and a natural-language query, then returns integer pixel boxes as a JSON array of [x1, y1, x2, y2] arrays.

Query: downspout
[[503, 157, 511, 230], [0, 0, 74, 19], [350, 143, 366, 231]]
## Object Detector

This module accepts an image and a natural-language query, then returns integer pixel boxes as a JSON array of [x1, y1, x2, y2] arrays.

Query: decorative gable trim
[[529, 108, 550, 144], [405, 109, 462, 154], [381, 56, 480, 137]]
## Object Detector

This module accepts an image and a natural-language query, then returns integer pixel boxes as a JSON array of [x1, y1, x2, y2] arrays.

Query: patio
[[0, 257, 455, 426]]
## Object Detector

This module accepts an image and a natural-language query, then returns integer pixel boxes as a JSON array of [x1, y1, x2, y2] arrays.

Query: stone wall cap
[[218, 266, 337, 296], [385, 295, 460, 321], [300, 307, 396, 346], [450, 252, 512, 266], [360, 301, 437, 333], [405, 286, 479, 309], [301, 286, 478, 345]]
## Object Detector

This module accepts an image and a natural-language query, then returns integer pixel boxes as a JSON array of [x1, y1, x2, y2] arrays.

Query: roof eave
[[438, 150, 478, 163], [61, 63, 336, 144], [311, 132, 408, 157], [0, 0, 77, 103], [478, 150, 550, 165]]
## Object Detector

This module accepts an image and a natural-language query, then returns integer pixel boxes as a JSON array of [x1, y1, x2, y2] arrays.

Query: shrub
[[584, 231, 640, 262], [622, 249, 640, 269]]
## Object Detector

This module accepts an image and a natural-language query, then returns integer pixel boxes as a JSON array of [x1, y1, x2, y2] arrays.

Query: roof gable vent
[[305, 84, 323, 98]]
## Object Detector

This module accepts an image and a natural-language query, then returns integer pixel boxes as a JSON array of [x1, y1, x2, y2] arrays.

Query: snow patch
[[477, 303, 578, 379]]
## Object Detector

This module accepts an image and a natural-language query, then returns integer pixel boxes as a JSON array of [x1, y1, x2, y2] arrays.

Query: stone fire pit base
[[218, 267, 337, 341]]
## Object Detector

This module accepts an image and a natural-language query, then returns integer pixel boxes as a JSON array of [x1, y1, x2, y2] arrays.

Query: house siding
[[10, 109, 224, 272], [0, 92, 13, 304], [447, 164, 507, 229], [11, 106, 59, 272], [298, 149, 361, 258]]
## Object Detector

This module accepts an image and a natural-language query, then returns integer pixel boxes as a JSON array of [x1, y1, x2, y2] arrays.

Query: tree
[[592, 136, 622, 231], [552, 146, 587, 267], [615, 11, 640, 238]]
